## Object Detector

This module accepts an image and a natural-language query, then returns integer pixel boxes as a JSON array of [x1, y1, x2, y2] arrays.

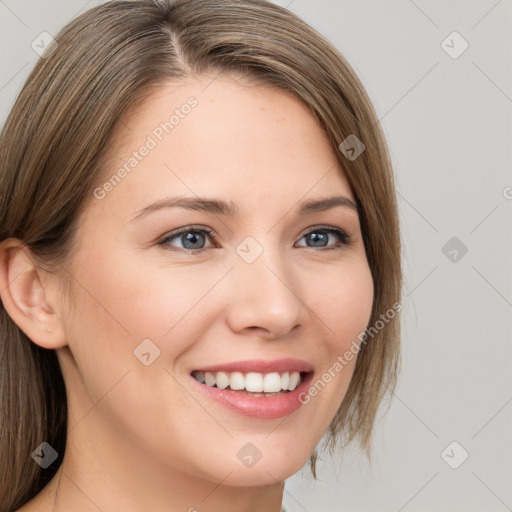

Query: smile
[[192, 370, 303, 394], [190, 359, 314, 419]]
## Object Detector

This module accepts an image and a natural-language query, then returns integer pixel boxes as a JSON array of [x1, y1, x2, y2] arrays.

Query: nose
[[225, 243, 307, 339]]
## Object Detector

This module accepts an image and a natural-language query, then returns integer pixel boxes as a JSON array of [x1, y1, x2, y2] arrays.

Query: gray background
[[1, 1, 511, 511]]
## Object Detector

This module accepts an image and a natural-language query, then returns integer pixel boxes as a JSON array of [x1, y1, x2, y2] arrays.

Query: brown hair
[[0, 0, 401, 509]]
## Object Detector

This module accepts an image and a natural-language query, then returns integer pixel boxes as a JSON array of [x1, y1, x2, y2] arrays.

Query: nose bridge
[[226, 234, 306, 337]]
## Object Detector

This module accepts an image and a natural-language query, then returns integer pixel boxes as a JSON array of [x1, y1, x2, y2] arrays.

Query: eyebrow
[[131, 194, 358, 221]]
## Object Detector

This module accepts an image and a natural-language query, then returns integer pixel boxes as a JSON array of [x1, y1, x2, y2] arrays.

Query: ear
[[0, 238, 67, 349]]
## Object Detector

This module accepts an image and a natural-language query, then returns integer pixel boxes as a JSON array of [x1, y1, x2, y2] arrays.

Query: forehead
[[89, 74, 354, 220]]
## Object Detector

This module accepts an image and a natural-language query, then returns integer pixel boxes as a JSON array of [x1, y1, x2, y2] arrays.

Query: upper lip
[[192, 358, 314, 374]]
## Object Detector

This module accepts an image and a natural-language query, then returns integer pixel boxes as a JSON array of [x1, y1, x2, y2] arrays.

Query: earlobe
[[0, 238, 67, 349]]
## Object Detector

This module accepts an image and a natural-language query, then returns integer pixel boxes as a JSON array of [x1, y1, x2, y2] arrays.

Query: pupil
[[308, 232, 327, 247], [182, 231, 205, 249]]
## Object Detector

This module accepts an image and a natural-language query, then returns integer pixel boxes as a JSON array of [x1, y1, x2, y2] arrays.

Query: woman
[[0, 1, 401, 511]]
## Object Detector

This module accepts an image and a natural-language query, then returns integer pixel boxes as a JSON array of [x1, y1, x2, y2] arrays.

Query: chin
[[222, 457, 309, 487], [226, 441, 313, 486], [185, 437, 313, 487]]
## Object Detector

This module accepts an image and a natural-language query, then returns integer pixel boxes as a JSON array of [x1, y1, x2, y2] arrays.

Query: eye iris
[[182, 231, 205, 249], [307, 232, 328, 247]]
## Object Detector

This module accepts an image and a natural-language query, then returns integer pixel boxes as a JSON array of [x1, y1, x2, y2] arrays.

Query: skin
[[1, 74, 374, 512]]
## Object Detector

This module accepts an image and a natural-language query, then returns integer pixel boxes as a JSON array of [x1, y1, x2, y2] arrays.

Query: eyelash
[[157, 225, 352, 253]]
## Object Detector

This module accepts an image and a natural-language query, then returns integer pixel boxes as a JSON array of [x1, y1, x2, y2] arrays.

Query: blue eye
[[296, 227, 351, 250], [159, 226, 215, 251], [158, 225, 351, 252]]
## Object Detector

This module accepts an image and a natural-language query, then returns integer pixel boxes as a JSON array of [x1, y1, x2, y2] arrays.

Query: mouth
[[189, 359, 314, 419], [191, 370, 308, 397]]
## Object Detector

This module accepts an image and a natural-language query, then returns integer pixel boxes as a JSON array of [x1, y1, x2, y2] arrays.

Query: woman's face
[[56, 74, 374, 486]]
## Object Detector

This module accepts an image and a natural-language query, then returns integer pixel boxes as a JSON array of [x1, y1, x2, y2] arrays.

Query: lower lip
[[191, 373, 314, 419]]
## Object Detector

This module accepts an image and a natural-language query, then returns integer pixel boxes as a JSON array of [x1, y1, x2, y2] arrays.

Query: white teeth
[[263, 372, 282, 393], [245, 372, 263, 392], [204, 372, 216, 387], [230, 372, 244, 391], [288, 371, 300, 391], [215, 371, 230, 390], [193, 370, 304, 392]]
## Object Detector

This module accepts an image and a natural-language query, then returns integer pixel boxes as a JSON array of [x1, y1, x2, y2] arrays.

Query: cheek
[[290, 262, 373, 445], [110, 261, 230, 348], [311, 258, 374, 352], [69, 252, 218, 340]]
